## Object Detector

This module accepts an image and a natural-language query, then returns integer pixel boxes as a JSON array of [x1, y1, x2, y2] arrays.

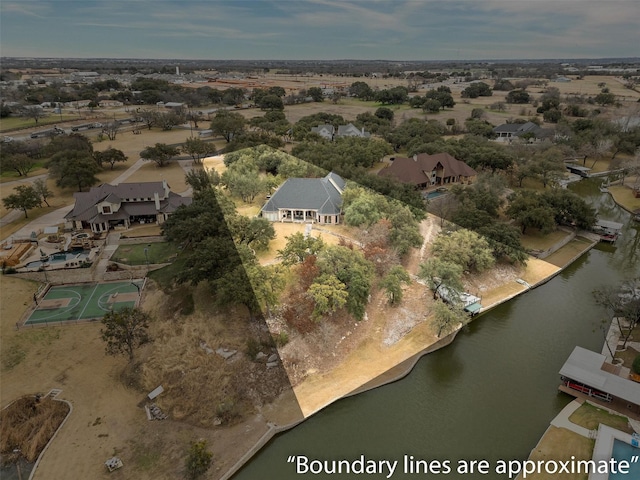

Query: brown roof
[[378, 153, 477, 186]]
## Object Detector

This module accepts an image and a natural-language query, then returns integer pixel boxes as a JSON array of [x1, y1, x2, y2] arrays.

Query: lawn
[[608, 183, 640, 212], [517, 426, 594, 480], [147, 255, 187, 288], [568, 402, 633, 434], [0, 114, 78, 132], [520, 229, 570, 251], [543, 237, 593, 267], [111, 242, 179, 265]]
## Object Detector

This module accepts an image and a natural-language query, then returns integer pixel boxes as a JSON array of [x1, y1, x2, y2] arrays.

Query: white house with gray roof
[[260, 172, 345, 224], [310, 124, 335, 141], [65, 180, 191, 233], [336, 123, 370, 138]]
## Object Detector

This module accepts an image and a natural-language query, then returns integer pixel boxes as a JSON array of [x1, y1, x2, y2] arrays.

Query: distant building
[[378, 153, 477, 189], [492, 121, 542, 142], [65, 180, 191, 233], [336, 123, 370, 138], [310, 124, 335, 141]]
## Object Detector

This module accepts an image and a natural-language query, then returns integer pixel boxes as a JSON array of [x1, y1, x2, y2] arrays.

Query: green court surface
[[25, 281, 144, 325]]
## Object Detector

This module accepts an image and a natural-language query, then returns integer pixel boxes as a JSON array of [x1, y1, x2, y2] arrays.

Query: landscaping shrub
[[633, 355, 640, 375]]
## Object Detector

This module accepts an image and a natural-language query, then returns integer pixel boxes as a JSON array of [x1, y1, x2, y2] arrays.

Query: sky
[[0, 0, 638, 61]]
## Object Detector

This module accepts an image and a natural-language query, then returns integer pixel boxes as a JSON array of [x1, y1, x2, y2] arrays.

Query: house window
[[103, 205, 111, 214]]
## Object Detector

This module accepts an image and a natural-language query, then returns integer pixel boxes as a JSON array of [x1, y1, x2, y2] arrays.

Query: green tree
[[277, 232, 325, 265], [246, 264, 285, 317], [0, 153, 37, 177], [461, 82, 492, 98], [140, 143, 180, 167], [210, 110, 246, 142], [380, 265, 411, 305], [432, 229, 495, 273], [506, 90, 530, 104], [94, 147, 128, 170], [308, 274, 349, 319], [418, 257, 464, 300], [2, 184, 41, 218], [432, 299, 467, 337], [506, 191, 556, 234], [21, 105, 43, 124], [183, 137, 216, 165], [375, 107, 394, 121], [185, 439, 212, 480], [100, 307, 151, 362], [48, 150, 100, 192], [317, 245, 374, 320], [259, 94, 284, 111], [349, 81, 374, 100], [307, 86, 324, 102], [221, 160, 265, 202], [32, 178, 53, 207], [228, 215, 275, 252], [184, 168, 221, 193]]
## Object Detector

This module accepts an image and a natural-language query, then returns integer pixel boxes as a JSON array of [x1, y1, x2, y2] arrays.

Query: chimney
[[413, 154, 418, 161], [154, 192, 160, 210]]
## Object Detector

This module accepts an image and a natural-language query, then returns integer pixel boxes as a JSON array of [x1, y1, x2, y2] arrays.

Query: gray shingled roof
[[559, 346, 640, 405], [262, 173, 344, 215]]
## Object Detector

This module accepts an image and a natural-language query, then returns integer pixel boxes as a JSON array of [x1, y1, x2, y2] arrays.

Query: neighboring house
[[156, 101, 186, 109], [65, 180, 191, 233], [378, 153, 477, 189], [260, 172, 345, 224], [98, 100, 124, 107], [310, 124, 335, 141], [492, 121, 542, 142], [336, 123, 370, 138]]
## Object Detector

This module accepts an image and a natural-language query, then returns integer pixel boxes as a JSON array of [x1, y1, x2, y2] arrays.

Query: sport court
[[26, 281, 144, 325]]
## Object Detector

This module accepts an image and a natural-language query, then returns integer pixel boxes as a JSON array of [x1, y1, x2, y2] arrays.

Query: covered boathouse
[[559, 346, 640, 419]]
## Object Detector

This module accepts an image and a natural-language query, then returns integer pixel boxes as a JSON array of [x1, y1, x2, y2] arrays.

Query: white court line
[[76, 283, 100, 321]]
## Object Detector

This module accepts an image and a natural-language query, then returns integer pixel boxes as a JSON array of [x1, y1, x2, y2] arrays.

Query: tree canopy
[[100, 307, 151, 362]]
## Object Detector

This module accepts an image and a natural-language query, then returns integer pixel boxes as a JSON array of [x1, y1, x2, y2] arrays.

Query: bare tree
[[102, 121, 120, 141], [22, 105, 44, 124]]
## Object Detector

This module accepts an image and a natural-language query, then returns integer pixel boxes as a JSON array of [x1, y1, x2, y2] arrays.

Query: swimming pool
[[25, 251, 89, 269], [609, 439, 640, 480], [423, 190, 447, 200]]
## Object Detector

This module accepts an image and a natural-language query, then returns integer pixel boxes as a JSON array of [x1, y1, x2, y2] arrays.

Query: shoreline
[[219, 236, 598, 479]]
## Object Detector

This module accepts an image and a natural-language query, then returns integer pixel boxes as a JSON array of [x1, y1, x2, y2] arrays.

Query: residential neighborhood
[[1, 5, 640, 479]]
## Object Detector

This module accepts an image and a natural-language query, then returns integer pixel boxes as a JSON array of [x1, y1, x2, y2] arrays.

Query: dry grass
[[123, 160, 189, 194], [517, 426, 594, 480], [568, 402, 634, 434], [139, 282, 296, 428], [520, 229, 570, 251], [0, 395, 70, 462], [543, 237, 593, 267], [120, 224, 163, 237], [608, 183, 640, 212]]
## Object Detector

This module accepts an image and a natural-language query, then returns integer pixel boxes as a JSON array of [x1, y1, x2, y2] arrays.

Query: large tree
[[431, 229, 495, 273], [277, 232, 325, 265], [48, 150, 101, 191], [32, 178, 53, 207], [419, 257, 464, 300], [94, 147, 127, 170], [210, 110, 246, 142], [307, 274, 349, 319], [432, 299, 468, 337], [2, 184, 41, 218], [380, 265, 411, 305], [593, 279, 640, 350], [183, 137, 216, 164], [0, 153, 37, 177], [100, 307, 151, 362], [140, 143, 180, 167]]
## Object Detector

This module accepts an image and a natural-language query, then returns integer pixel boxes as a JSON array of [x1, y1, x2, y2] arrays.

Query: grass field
[[520, 229, 570, 251], [111, 242, 179, 265], [568, 403, 633, 434], [0, 115, 78, 132], [608, 183, 640, 212], [544, 237, 593, 267]]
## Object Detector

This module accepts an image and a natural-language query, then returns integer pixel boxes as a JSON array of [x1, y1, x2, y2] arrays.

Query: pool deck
[[590, 424, 639, 480]]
